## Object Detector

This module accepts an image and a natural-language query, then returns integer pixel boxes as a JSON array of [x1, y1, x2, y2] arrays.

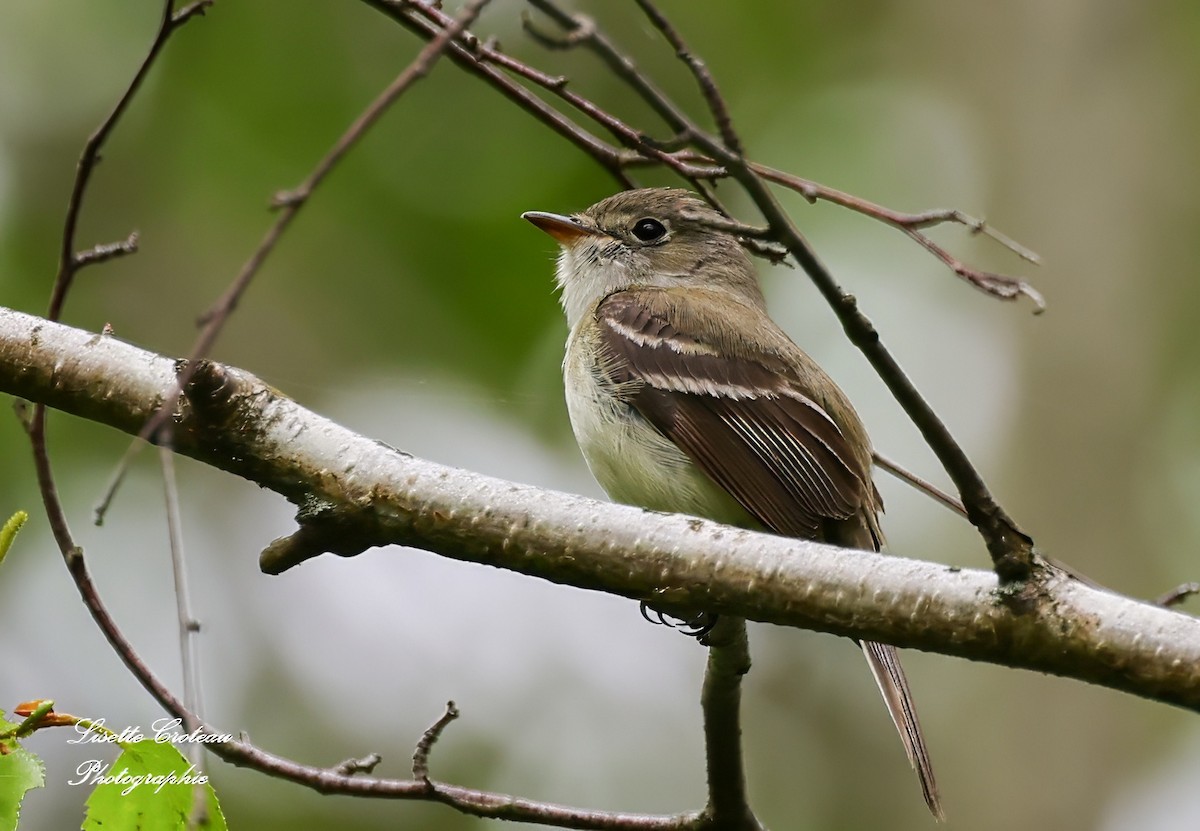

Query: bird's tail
[[861, 639, 944, 821]]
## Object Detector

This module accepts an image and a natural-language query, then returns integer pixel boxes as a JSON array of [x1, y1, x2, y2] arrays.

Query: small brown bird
[[523, 188, 941, 820]]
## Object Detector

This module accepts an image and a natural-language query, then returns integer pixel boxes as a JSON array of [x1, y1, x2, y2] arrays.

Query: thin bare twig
[[73, 231, 140, 269], [884, 209, 1038, 263], [874, 450, 1103, 591], [1157, 583, 1200, 608], [522, 8, 596, 50], [412, 701, 459, 784], [873, 450, 968, 520], [159, 447, 204, 720], [365, 0, 636, 181], [55, 0, 206, 525], [93, 437, 145, 525], [335, 753, 383, 776], [745, 162, 1040, 262], [524, 0, 693, 134], [183, 0, 493, 411], [630, 0, 742, 156], [159, 445, 208, 827], [402, 2, 715, 182], [903, 235, 1045, 311], [49, 0, 209, 322], [747, 162, 1045, 310]]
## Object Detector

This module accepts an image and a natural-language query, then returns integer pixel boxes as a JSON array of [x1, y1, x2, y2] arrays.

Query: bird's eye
[[631, 217, 667, 243]]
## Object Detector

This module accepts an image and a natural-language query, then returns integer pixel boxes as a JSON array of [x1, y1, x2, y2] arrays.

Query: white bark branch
[[3, 305, 1199, 711]]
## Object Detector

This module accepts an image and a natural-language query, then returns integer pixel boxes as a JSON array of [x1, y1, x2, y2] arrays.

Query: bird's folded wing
[[593, 289, 869, 539]]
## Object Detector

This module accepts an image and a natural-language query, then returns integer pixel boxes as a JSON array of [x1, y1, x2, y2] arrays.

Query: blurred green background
[[3, 1, 1200, 829]]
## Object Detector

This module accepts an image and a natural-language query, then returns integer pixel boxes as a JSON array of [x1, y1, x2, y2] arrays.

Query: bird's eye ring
[[631, 217, 667, 243]]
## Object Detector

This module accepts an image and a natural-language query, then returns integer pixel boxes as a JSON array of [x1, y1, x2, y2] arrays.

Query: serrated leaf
[[81, 739, 226, 831], [0, 742, 46, 831]]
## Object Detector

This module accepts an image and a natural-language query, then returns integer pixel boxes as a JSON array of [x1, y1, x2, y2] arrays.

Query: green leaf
[[81, 739, 226, 831], [0, 738, 47, 831], [0, 511, 27, 566]]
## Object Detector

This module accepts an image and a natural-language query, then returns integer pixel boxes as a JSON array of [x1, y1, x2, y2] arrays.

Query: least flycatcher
[[523, 188, 941, 819]]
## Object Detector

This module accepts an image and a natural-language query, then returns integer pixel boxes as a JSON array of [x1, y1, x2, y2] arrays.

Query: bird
[[522, 187, 942, 820]]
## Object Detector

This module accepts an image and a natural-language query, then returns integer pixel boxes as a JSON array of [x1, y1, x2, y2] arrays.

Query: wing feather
[[594, 290, 868, 538]]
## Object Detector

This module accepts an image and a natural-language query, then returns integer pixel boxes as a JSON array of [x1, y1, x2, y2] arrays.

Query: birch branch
[[3, 305, 1199, 712]]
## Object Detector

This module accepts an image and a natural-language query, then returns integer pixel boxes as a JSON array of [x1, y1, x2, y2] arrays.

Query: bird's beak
[[521, 211, 601, 245]]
